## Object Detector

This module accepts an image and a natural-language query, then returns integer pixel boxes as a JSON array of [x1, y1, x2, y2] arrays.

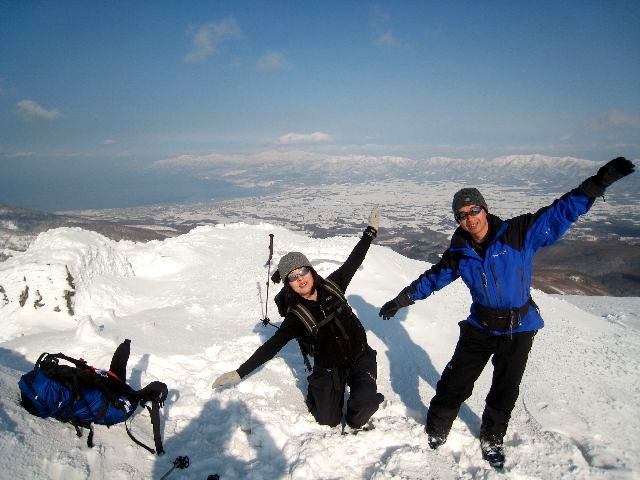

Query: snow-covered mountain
[[0, 224, 638, 479], [155, 153, 609, 190]]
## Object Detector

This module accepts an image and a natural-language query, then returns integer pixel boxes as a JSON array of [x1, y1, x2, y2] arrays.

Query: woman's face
[[287, 267, 315, 299]]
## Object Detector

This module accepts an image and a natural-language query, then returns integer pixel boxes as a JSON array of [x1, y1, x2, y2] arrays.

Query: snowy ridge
[[155, 153, 614, 188], [0, 223, 638, 479]]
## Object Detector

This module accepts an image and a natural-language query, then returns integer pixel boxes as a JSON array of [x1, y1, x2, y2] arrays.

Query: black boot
[[480, 437, 505, 469], [428, 434, 447, 450]]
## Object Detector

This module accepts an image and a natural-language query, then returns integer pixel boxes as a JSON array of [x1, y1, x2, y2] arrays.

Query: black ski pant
[[306, 345, 384, 428], [426, 321, 536, 442]]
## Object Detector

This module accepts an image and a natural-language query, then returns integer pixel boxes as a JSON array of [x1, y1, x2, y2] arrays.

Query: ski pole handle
[[159, 456, 190, 480]]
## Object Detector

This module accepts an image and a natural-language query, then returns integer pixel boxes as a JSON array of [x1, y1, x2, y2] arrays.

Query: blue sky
[[1, 1, 639, 210]]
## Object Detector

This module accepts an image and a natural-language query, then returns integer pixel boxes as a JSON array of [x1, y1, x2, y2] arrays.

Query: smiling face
[[456, 205, 489, 243], [288, 267, 316, 300]]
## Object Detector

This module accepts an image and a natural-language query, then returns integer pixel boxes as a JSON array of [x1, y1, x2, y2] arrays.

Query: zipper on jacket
[[518, 268, 525, 305], [479, 269, 490, 305], [490, 262, 504, 305]]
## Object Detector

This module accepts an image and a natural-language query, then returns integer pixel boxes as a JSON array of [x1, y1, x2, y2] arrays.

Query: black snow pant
[[306, 345, 385, 428], [426, 321, 536, 442], [108, 338, 131, 382]]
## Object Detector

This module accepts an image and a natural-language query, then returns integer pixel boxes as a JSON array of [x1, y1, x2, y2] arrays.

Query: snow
[[0, 223, 638, 479]]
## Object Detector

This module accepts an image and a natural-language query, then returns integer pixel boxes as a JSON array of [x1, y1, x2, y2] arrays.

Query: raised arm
[[512, 157, 635, 252], [328, 207, 379, 292]]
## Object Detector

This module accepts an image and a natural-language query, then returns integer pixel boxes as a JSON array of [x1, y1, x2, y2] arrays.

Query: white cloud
[[16, 99, 61, 121], [257, 52, 287, 71], [278, 132, 334, 145], [373, 31, 397, 47], [369, 5, 398, 47], [588, 109, 640, 130], [185, 17, 242, 63], [101, 139, 116, 145], [2, 151, 37, 159], [154, 149, 325, 169]]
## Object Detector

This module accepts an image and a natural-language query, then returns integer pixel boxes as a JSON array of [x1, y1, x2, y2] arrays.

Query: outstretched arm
[[580, 157, 635, 198], [515, 157, 635, 252], [328, 207, 380, 292], [379, 250, 460, 320], [212, 316, 303, 388]]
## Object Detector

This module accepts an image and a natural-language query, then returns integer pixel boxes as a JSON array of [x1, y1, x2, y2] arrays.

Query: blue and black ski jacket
[[403, 187, 595, 335]]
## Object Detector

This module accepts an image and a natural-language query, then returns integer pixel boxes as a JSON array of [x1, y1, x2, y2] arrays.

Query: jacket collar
[[450, 213, 505, 249]]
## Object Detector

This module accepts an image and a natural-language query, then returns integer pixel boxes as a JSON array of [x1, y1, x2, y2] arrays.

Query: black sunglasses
[[287, 267, 311, 282], [455, 206, 484, 222]]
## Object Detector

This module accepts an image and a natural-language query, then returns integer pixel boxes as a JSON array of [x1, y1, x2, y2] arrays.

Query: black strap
[[289, 278, 351, 338], [124, 401, 165, 455], [290, 304, 319, 335], [150, 400, 165, 455], [322, 278, 347, 303], [473, 297, 534, 331]]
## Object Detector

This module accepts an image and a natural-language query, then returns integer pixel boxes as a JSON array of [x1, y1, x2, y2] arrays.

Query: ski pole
[[159, 456, 190, 480], [261, 234, 275, 327]]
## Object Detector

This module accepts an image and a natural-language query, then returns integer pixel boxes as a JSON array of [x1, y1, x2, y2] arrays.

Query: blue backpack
[[18, 351, 168, 454]]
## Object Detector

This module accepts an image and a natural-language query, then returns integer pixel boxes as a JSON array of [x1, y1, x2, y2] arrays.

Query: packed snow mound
[[0, 228, 135, 334], [0, 222, 638, 479], [28, 227, 135, 280]]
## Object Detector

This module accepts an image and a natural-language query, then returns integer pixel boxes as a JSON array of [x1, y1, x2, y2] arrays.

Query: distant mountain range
[[2, 154, 639, 295], [155, 153, 614, 191]]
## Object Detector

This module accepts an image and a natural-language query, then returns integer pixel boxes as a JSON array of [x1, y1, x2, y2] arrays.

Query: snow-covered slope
[[0, 224, 638, 479]]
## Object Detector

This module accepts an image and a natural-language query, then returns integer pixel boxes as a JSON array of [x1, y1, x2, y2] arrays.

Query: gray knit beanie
[[277, 252, 312, 281], [452, 188, 488, 214]]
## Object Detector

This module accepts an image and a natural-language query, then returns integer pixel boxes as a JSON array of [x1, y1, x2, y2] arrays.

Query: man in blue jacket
[[378, 157, 635, 468]]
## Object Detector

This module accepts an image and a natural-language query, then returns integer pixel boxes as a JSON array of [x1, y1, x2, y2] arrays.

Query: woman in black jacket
[[212, 208, 384, 431]]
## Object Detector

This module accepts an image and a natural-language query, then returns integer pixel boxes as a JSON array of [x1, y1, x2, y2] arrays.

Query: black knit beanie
[[452, 188, 488, 214]]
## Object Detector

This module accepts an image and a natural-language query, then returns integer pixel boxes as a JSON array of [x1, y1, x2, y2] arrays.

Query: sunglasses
[[455, 206, 484, 222], [287, 266, 311, 282]]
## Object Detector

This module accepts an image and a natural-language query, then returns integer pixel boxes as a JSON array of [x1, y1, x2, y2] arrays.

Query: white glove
[[368, 206, 380, 231], [212, 370, 241, 389]]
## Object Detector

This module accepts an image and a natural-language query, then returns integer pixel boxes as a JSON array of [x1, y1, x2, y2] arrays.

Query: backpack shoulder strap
[[124, 400, 165, 455], [289, 303, 318, 336], [288, 278, 349, 337], [322, 278, 347, 303], [125, 381, 168, 455]]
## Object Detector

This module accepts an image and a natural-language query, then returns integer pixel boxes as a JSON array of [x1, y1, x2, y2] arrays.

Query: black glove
[[580, 157, 635, 197], [379, 291, 414, 320]]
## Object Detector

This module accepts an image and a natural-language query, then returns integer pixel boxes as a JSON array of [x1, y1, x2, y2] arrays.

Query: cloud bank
[[589, 109, 640, 130], [185, 17, 243, 63], [16, 100, 61, 121], [257, 52, 287, 71], [278, 132, 333, 145]]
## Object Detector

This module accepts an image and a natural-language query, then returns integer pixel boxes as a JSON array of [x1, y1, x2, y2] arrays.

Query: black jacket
[[237, 233, 373, 377]]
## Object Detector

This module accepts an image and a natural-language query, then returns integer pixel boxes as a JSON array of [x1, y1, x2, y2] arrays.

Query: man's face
[[456, 205, 489, 241]]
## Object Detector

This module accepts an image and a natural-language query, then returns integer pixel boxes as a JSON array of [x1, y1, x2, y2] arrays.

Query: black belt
[[473, 298, 536, 331]]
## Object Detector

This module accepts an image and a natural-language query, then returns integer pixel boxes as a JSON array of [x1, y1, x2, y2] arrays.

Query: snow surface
[[0, 223, 638, 479]]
